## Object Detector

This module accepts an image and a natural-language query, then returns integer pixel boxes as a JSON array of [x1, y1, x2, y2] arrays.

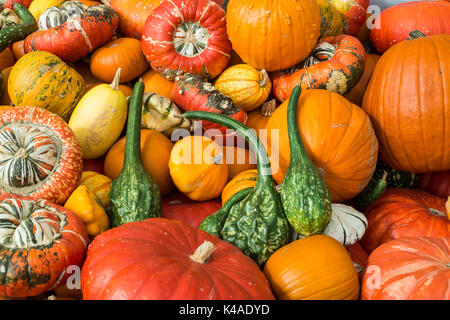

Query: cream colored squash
[[68, 68, 127, 159]]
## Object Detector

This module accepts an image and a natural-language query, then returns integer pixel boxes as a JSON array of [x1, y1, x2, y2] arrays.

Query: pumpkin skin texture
[[0, 194, 89, 298], [226, 0, 321, 72], [265, 89, 378, 202], [361, 237, 450, 300], [214, 64, 271, 112], [0, 47, 15, 70], [271, 35, 366, 102], [90, 37, 149, 83], [361, 188, 450, 254], [141, 68, 174, 100], [141, 0, 232, 81], [370, 1, 450, 54], [169, 135, 228, 201], [263, 235, 359, 300], [221, 169, 257, 206], [8, 51, 86, 121], [161, 191, 221, 230], [80, 217, 275, 300], [0, 106, 83, 205], [362, 33, 450, 173], [104, 129, 174, 197], [416, 170, 450, 199], [11, 40, 26, 60], [78, 171, 112, 208]]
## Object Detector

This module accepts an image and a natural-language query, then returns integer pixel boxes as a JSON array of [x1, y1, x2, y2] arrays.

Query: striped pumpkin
[[221, 169, 257, 206], [0, 106, 83, 205], [0, 194, 89, 298], [78, 171, 112, 208], [8, 51, 86, 121]]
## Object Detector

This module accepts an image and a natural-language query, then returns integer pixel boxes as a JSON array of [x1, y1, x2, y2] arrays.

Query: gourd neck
[[109, 68, 121, 91], [123, 80, 144, 167], [287, 86, 310, 164]]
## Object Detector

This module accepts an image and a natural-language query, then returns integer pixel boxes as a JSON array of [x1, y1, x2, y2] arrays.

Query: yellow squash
[[78, 171, 112, 208], [68, 68, 128, 159], [28, 0, 66, 21]]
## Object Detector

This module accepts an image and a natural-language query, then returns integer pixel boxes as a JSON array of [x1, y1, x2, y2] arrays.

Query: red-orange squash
[[362, 33, 450, 173], [361, 188, 450, 253], [0, 48, 15, 70], [362, 237, 450, 300], [264, 89, 378, 202], [0, 107, 83, 205], [81, 217, 275, 299]]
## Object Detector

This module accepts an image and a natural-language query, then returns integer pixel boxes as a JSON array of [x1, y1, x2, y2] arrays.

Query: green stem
[[123, 80, 144, 168], [408, 30, 427, 40], [287, 86, 309, 165]]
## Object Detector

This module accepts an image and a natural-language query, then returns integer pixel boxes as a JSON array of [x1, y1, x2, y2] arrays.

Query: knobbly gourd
[[108, 80, 161, 227], [280, 86, 332, 237], [185, 110, 290, 266], [0, 4, 37, 53]]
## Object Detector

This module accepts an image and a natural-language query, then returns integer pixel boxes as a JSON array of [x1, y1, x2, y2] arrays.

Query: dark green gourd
[[354, 161, 420, 209], [184, 111, 290, 266], [109, 80, 161, 227], [0, 4, 37, 53], [280, 86, 332, 237]]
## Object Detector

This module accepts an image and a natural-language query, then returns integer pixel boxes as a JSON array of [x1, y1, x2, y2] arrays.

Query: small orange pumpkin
[[141, 68, 174, 99], [169, 135, 228, 201], [90, 37, 149, 83], [0, 48, 15, 70], [264, 235, 360, 300], [221, 169, 257, 206], [11, 40, 26, 61], [78, 171, 112, 208], [246, 99, 277, 136], [104, 129, 175, 196]]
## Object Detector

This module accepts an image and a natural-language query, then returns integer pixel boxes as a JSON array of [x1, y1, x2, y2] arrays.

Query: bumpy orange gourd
[[226, 0, 321, 72], [265, 89, 378, 202], [214, 64, 271, 112], [104, 129, 174, 197], [141, 68, 174, 100], [169, 135, 228, 201], [90, 37, 149, 83], [221, 169, 257, 206], [264, 235, 360, 300], [78, 171, 112, 208], [363, 33, 450, 173]]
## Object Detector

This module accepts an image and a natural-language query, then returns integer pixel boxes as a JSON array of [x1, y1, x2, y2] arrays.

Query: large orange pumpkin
[[362, 237, 450, 300], [362, 33, 450, 173], [104, 129, 174, 197], [265, 89, 378, 202], [264, 235, 360, 300], [226, 0, 321, 72]]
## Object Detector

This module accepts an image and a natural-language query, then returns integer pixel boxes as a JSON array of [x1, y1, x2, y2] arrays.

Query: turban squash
[[0, 194, 89, 298], [0, 107, 83, 205], [362, 32, 450, 173], [271, 34, 366, 102], [141, 0, 231, 81], [80, 217, 275, 300]]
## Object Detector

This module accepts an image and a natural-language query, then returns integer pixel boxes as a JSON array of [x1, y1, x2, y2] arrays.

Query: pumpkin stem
[[190, 241, 215, 264], [259, 70, 269, 88], [109, 68, 121, 91], [100, 0, 110, 5], [408, 30, 427, 40], [261, 99, 276, 117]]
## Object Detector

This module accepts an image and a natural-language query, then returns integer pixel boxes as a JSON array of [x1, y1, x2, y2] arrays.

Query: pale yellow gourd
[[28, 0, 66, 21], [68, 68, 128, 159]]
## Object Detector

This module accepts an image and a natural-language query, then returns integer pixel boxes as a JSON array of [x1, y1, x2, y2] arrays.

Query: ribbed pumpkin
[[362, 33, 450, 173], [344, 53, 380, 106], [104, 129, 175, 197], [90, 37, 149, 83], [264, 235, 360, 300], [68, 68, 128, 159], [0, 47, 15, 70], [370, 1, 450, 54], [226, 0, 321, 72], [8, 51, 85, 121], [416, 170, 450, 199], [141, 68, 174, 100], [0, 106, 83, 205], [214, 64, 271, 112], [78, 171, 112, 208], [221, 169, 257, 206], [169, 135, 228, 201], [265, 89, 378, 202], [223, 145, 256, 180]]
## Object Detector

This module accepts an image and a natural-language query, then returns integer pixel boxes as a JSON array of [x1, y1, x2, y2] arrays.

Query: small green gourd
[[184, 111, 290, 267], [0, 4, 37, 52], [280, 85, 332, 237], [109, 80, 161, 227]]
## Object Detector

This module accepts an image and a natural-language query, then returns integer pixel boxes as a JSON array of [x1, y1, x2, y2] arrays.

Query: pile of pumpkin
[[0, 0, 448, 301]]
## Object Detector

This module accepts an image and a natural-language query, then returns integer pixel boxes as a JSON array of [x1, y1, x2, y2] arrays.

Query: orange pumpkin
[[265, 89, 378, 202], [0, 67, 12, 105], [0, 48, 15, 70], [221, 169, 257, 206], [90, 37, 149, 83], [246, 99, 277, 134], [104, 129, 175, 196], [11, 40, 25, 61], [362, 33, 450, 173], [344, 53, 380, 106], [169, 135, 228, 201], [223, 145, 256, 180], [226, 0, 321, 72], [264, 235, 360, 300], [141, 68, 174, 100], [78, 171, 112, 208]]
